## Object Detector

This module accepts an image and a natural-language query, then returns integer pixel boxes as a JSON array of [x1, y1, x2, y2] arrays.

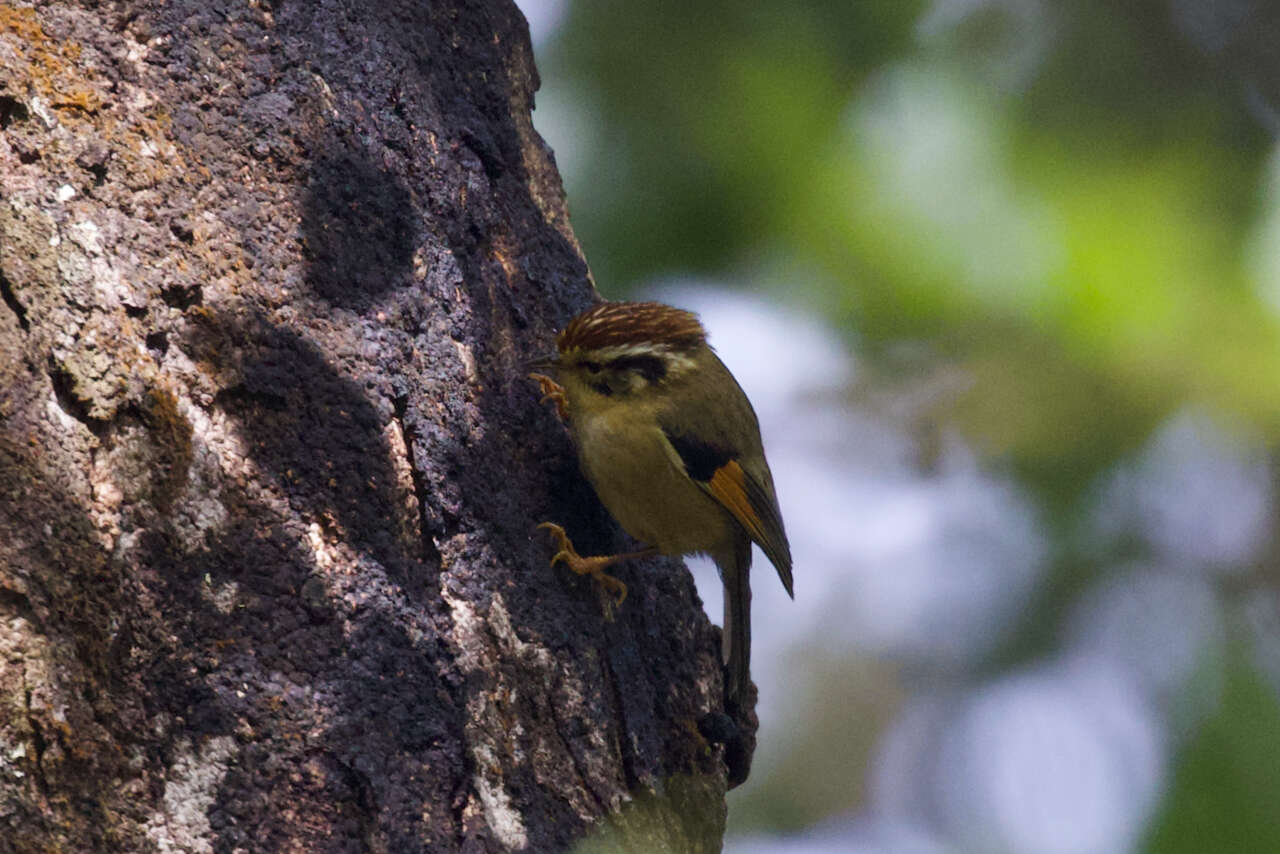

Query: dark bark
[[0, 1, 737, 850]]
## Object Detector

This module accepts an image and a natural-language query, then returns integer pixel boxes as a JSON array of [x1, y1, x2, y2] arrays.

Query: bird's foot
[[529, 373, 569, 421], [537, 522, 628, 607]]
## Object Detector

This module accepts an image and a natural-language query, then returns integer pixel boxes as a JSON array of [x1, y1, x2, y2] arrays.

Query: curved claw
[[529, 373, 569, 421], [596, 574, 628, 607], [538, 522, 570, 554], [536, 521, 629, 608]]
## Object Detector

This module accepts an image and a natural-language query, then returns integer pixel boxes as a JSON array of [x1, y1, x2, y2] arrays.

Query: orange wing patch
[[706, 458, 794, 597], [708, 460, 770, 548]]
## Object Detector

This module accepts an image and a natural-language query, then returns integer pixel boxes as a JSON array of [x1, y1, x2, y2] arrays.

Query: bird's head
[[538, 301, 708, 406]]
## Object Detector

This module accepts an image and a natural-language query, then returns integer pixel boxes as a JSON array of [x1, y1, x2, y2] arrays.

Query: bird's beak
[[526, 352, 559, 372]]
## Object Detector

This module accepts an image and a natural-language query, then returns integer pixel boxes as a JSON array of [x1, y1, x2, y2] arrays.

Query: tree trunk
[[0, 1, 738, 850]]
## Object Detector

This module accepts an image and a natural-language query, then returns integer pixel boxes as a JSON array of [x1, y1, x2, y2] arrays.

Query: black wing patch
[[664, 431, 734, 482], [664, 427, 794, 597]]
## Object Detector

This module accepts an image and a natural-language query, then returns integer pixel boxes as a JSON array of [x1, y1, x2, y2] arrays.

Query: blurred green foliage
[[727, 654, 901, 832], [546, 0, 925, 286], [537, 0, 1280, 848], [545, 0, 1278, 484], [1143, 644, 1280, 853]]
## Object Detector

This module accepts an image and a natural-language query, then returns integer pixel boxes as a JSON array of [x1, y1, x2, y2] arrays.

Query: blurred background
[[514, 1, 1280, 851]]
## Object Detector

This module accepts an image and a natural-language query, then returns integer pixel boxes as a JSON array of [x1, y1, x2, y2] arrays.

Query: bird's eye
[[581, 360, 602, 374]]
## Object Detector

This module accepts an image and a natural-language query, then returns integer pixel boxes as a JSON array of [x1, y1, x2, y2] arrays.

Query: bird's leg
[[528, 373, 569, 421], [537, 522, 656, 607]]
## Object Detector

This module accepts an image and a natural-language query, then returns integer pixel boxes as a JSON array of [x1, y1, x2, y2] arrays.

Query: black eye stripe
[[582, 360, 602, 373], [606, 354, 667, 382]]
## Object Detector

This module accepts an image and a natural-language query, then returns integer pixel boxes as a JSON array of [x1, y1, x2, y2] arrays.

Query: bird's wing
[[661, 429, 794, 597]]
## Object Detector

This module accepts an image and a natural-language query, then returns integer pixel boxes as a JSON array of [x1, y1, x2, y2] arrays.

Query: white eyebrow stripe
[[567, 343, 697, 376], [589, 344, 671, 360]]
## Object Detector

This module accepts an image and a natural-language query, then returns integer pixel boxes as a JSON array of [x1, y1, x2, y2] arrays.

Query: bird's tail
[[721, 536, 753, 707]]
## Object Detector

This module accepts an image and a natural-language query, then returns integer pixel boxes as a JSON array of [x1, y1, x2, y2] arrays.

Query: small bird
[[531, 300, 792, 707]]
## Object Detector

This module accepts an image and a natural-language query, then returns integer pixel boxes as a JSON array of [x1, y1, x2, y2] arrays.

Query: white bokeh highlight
[[1068, 565, 1224, 731], [928, 660, 1163, 854], [512, 0, 569, 46], [642, 287, 1240, 854], [654, 285, 1046, 694], [1088, 409, 1273, 572]]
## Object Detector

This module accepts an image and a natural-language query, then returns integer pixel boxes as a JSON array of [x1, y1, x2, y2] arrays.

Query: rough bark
[[0, 1, 737, 851]]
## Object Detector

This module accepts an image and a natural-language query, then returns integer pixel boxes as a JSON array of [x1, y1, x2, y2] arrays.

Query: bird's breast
[[572, 409, 733, 557]]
